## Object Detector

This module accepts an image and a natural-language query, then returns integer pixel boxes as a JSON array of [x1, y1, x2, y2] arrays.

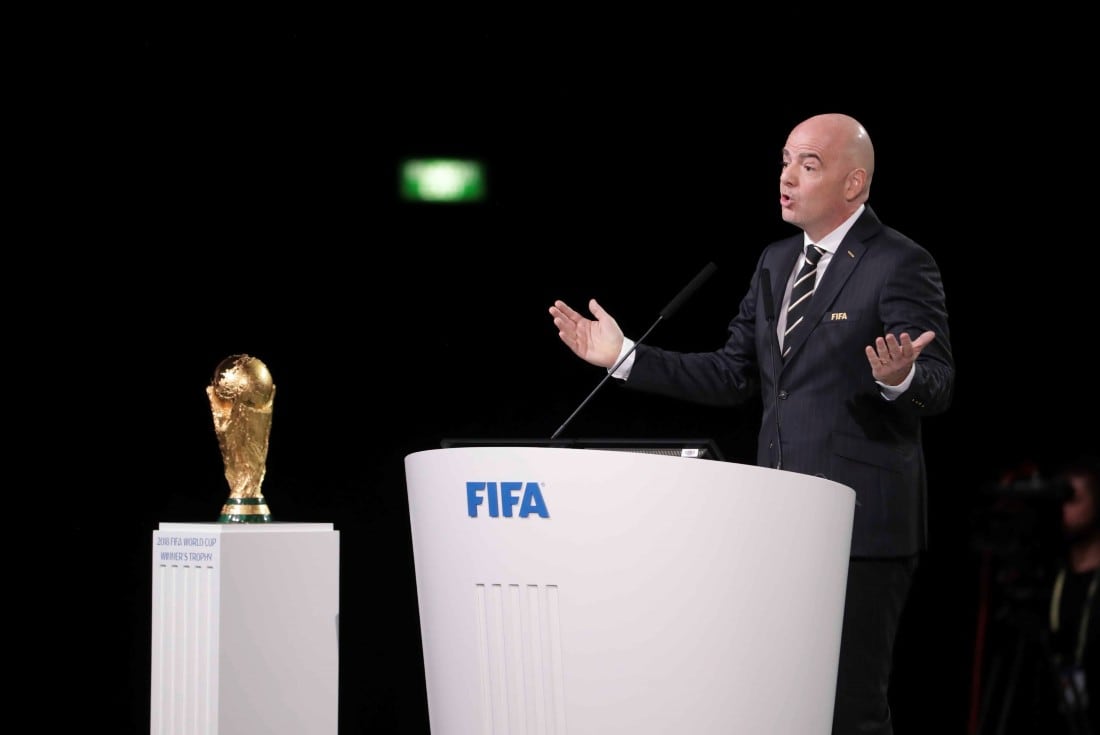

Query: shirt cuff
[[610, 338, 636, 379], [878, 363, 915, 400]]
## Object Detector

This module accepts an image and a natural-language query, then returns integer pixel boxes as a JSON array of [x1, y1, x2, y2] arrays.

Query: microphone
[[550, 262, 718, 440], [760, 268, 783, 469], [660, 261, 718, 319], [760, 268, 776, 324]]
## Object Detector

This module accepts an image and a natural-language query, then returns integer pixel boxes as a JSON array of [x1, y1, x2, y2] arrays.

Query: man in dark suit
[[548, 113, 955, 734]]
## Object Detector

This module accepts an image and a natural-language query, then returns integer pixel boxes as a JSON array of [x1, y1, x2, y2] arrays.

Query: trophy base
[[218, 496, 273, 523]]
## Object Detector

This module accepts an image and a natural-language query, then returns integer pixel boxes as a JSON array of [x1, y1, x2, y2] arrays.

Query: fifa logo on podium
[[466, 482, 550, 518]]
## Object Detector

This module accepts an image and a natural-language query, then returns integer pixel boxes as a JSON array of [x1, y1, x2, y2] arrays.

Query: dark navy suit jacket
[[627, 206, 955, 557]]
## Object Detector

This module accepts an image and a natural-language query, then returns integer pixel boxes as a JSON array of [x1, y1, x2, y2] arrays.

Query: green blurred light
[[400, 159, 486, 203]]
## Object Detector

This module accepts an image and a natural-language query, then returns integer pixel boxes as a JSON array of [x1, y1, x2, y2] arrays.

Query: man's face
[[1062, 474, 1097, 541], [779, 123, 853, 242]]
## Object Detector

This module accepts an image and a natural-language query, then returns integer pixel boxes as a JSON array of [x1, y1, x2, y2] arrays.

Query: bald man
[[550, 113, 955, 734]]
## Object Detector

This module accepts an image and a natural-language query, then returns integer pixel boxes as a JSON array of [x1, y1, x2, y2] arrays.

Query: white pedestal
[[150, 522, 340, 735]]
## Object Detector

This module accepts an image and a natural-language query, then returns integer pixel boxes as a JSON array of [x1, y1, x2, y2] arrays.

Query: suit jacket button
[[777, 390, 789, 400]]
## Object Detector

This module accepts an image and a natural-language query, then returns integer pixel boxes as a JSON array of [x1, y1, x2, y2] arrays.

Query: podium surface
[[405, 446, 855, 735], [150, 522, 339, 735]]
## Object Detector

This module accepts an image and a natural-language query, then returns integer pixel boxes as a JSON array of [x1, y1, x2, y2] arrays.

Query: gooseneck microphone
[[760, 268, 784, 469], [659, 261, 719, 319], [761, 268, 776, 324], [550, 262, 718, 440]]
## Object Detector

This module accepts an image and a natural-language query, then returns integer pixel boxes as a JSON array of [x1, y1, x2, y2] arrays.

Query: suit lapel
[[772, 242, 801, 319]]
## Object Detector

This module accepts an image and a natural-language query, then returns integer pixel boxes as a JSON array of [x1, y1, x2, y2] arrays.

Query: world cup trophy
[[207, 354, 276, 522]]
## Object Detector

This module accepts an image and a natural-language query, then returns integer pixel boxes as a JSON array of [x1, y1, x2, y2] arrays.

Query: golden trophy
[[207, 354, 276, 523]]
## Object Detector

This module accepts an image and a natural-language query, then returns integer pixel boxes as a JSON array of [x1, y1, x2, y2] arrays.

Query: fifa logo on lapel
[[830, 312, 848, 321]]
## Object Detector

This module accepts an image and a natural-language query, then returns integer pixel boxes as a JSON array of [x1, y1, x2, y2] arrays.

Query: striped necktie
[[783, 244, 824, 359]]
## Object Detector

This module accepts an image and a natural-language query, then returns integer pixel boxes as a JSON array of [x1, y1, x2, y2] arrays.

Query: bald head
[[796, 113, 875, 195], [779, 114, 876, 240]]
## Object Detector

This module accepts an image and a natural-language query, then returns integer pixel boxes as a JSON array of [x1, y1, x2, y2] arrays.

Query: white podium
[[150, 522, 339, 735], [405, 447, 856, 735]]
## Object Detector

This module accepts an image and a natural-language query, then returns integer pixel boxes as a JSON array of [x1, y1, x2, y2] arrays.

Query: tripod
[[970, 553, 1095, 734]]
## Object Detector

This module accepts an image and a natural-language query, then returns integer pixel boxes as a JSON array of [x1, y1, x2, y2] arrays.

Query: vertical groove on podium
[[152, 564, 217, 735], [475, 583, 566, 734]]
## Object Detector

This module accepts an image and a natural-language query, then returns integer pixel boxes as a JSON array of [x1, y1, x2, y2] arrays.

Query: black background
[[37, 17, 1096, 734]]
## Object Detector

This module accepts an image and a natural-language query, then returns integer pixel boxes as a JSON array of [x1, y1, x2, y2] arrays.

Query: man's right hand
[[549, 298, 624, 369]]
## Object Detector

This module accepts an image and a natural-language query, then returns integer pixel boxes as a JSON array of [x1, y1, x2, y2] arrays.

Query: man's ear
[[846, 168, 868, 202]]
